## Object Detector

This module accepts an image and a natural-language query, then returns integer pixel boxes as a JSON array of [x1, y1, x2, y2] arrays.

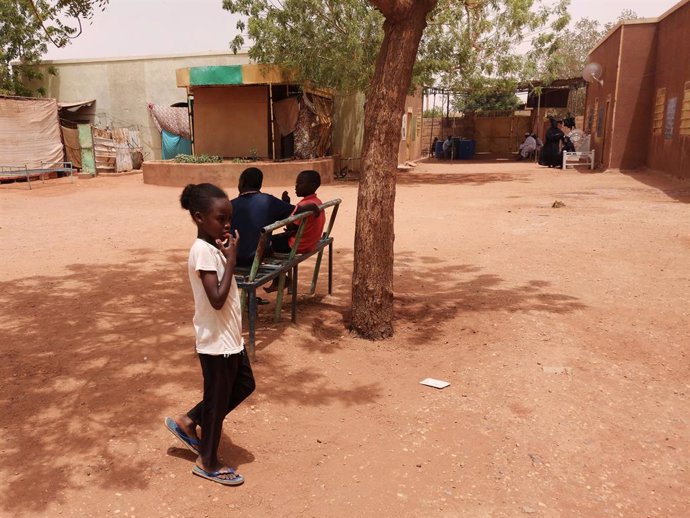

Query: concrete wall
[[332, 89, 424, 168], [35, 52, 250, 160], [647, 1, 690, 179], [142, 157, 334, 189], [332, 92, 365, 162], [398, 91, 424, 164], [193, 86, 269, 158]]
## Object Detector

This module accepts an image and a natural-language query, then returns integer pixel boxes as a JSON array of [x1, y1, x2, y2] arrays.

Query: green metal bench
[[234, 198, 341, 358]]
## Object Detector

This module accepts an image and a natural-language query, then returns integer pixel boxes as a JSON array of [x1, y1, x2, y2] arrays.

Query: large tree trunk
[[351, 0, 437, 339]]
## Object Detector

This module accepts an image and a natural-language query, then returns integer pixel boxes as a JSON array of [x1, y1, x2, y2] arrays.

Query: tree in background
[[226, 0, 384, 93], [454, 82, 522, 112], [529, 9, 638, 115], [423, 106, 444, 118], [225, 0, 569, 339], [534, 9, 639, 82], [0, 0, 107, 96]]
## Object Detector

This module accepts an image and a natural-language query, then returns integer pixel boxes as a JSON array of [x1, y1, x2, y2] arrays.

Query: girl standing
[[165, 183, 255, 486]]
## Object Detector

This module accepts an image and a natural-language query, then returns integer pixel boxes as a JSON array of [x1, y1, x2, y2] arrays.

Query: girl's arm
[[200, 231, 239, 310]]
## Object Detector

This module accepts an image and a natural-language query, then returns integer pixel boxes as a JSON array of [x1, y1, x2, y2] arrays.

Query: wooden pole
[[187, 87, 195, 155], [269, 83, 276, 160]]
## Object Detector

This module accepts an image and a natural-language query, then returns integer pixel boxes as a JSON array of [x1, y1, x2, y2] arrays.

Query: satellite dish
[[582, 62, 604, 86]]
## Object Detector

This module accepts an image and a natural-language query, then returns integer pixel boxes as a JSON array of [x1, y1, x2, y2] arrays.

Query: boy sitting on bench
[[265, 170, 325, 292]]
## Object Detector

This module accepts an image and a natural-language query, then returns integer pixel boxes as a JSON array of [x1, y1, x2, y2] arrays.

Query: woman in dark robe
[[539, 118, 565, 168]]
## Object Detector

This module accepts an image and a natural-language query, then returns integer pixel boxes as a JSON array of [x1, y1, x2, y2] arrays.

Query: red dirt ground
[[1, 161, 689, 517]]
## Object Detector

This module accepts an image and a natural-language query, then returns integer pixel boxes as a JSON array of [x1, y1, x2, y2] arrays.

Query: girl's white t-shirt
[[187, 239, 244, 355]]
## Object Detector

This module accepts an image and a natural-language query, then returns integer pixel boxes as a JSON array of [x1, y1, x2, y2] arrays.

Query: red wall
[[610, 23, 657, 170], [585, 3, 690, 178], [647, 2, 690, 179], [584, 28, 621, 169]]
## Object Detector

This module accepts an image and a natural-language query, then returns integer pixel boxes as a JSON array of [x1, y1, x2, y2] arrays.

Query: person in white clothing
[[165, 182, 255, 487], [518, 132, 537, 160]]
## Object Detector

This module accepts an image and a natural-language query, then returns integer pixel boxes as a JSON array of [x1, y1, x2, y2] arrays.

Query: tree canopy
[[0, 0, 107, 96], [455, 83, 521, 112], [224, 0, 384, 92], [224, 0, 570, 95]]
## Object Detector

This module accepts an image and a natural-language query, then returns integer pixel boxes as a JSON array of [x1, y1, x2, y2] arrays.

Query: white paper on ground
[[420, 378, 450, 389]]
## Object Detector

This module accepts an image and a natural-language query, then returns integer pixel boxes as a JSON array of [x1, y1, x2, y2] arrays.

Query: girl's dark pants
[[186, 350, 255, 469]]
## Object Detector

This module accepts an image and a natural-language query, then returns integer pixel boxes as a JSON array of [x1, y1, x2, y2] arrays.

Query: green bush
[[173, 154, 223, 164]]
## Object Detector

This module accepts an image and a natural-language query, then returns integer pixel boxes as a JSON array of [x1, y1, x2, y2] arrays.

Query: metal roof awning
[[175, 64, 333, 98], [57, 99, 96, 111]]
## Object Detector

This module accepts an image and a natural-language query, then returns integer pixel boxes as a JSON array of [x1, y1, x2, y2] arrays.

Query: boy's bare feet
[[264, 277, 291, 294]]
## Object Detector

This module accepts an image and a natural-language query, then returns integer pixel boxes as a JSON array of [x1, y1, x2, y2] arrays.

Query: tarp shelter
[[147, 103, 192, 159], [175, 64, 332, 160], [161, 129, 192, 159], [0, 96, 64, 168]]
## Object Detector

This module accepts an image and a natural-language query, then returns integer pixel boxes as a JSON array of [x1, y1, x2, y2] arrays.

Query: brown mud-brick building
[[584, 0, 690, 179]]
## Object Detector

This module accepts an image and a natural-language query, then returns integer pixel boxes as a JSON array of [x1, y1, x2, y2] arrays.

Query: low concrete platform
[[142, 157, 335, 189]]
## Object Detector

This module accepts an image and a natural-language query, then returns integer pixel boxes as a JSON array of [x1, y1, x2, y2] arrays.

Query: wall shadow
[[616, 169, 690, 203], [396, 171, 534, 186], [0, 249, 202, 514]]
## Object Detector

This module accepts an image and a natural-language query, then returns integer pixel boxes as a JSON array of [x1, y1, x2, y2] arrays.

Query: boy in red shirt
[[265, 170, 325, 291]]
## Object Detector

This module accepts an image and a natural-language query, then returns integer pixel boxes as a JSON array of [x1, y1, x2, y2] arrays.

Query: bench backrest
[[246, 198, 342, 283]]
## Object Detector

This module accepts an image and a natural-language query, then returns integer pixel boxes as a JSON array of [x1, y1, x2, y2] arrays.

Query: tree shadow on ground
[[0, 243, 585, 514], [0, 250, 192, 514], [0, 248, 377, 515], [393, 251, 586, 346], [250, 247, 586, 355], [396, 171, 533, 186]]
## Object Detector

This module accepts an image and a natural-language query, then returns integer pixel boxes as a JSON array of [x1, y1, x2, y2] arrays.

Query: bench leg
[[291, 265, 298, 323], [328, 241, 333, 295], [240, 289, 247, 314], [247, 289, 257, 360], [273, 272, 287, 323], [310, 249, 324, 295]]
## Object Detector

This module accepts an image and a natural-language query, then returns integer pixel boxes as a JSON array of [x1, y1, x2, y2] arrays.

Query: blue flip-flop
[[192, 465, 244, 486], [164, 416, 200, 454]]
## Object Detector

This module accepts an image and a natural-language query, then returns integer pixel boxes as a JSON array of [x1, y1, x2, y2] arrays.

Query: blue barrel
[[458, 140, 475, 160], [434, 141, 443, 159]]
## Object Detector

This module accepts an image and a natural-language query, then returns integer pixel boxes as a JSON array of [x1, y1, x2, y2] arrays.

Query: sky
[[43, 0, 683, 61]]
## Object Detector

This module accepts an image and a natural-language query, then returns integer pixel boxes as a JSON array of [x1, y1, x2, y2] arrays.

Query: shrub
[[173, 154, 222, 163]]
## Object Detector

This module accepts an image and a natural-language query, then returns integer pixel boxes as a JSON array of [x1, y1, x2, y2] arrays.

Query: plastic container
[[458, 140, 475, 160], [434, 141, 444, 159]]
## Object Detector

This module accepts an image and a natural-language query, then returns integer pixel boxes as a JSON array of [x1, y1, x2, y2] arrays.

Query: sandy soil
[[1, 161, 689, 517]]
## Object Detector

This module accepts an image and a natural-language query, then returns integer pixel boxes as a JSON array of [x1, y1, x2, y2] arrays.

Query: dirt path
[[1, 162, 688, 517]]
